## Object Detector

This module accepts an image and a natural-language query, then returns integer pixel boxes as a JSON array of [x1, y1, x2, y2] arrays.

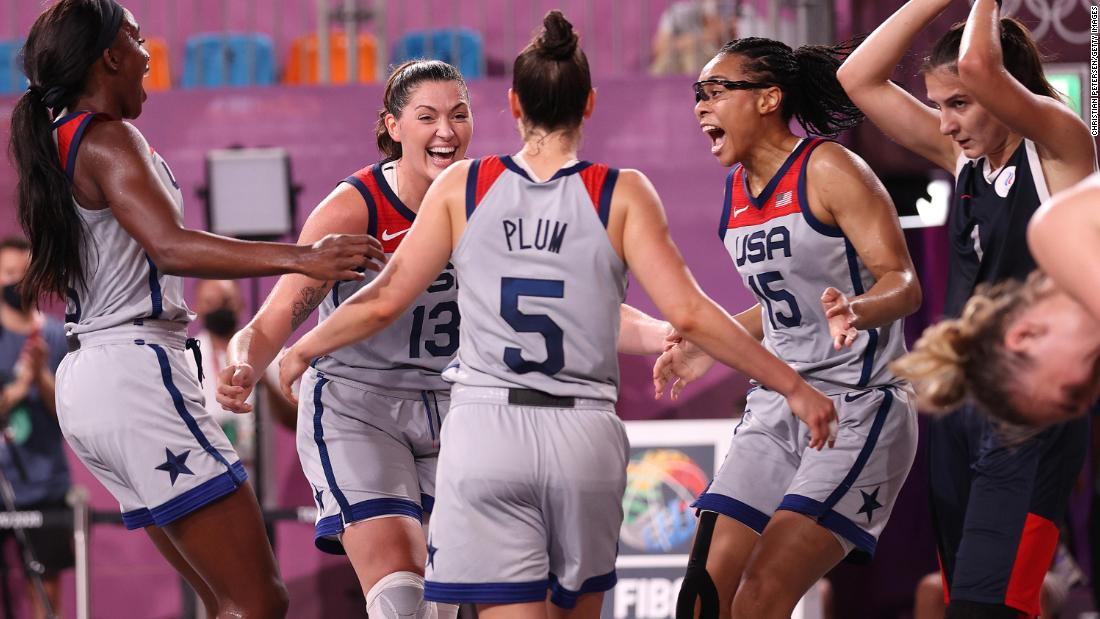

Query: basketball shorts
[[297, 367, 445, 554], [56, 324, 246, 530], [424, 385, 628, 608], [693, 383, 918, 561]]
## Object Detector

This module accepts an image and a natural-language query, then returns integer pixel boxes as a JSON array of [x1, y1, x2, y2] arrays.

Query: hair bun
[[537, 10, 578, 61]]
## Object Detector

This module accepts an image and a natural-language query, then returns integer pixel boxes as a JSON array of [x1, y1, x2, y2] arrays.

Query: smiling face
[[693, 53, 781, 167], [924, 66, 1013, 161], [1003, 291, 1100, 425], [385, 80, 472, 182], [110, 9, 150, 119]]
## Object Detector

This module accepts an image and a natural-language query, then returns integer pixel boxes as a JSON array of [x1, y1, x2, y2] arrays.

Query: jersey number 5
[[500, 277, 564, 376]]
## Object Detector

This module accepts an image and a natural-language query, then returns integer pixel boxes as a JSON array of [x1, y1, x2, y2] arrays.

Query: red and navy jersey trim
[[465, 155, 507, 219], [465, 155, 619, 228], [53, 111, 103, 181], [342, 168, 380, 238], [577, 163, 619, 228]]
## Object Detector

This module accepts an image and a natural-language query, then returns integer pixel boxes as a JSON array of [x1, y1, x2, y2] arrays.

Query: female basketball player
[[10, 1, 379, 616], [653, 35, 922, 619], [895, 271, 1100, 428], [895, 173, 1100, 428], [839, 0, 1096, 615], [278, 11, 837, 619], [215, 59, 473, 619]]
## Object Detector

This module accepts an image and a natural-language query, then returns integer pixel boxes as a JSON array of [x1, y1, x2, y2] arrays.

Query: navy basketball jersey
[[443, 156, 627, 402], [943, 140, 1048, 317], [54, 112, 193, 334], [720, 138, 907, 394], [313, 160, 458, 391]]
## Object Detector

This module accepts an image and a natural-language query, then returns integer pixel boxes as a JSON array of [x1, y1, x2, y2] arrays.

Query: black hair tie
[[41, 85, 68, 109]]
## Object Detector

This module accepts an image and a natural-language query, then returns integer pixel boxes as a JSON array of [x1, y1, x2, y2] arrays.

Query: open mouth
[[702, 124, 726, 156], [427, 145, 458, 167]]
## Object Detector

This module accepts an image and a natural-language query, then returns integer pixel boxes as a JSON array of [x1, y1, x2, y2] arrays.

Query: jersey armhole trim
[[465, 159, 481, 220], [342, 175, 379, 238], [718, 166, 737, 241], [797, 138, 844, 238], [597, 168, 619, 228]]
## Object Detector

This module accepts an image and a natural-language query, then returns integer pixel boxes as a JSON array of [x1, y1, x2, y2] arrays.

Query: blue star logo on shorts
[[313, 486, 324, 510], [155, 448, 194, 485], [427, 539, 438, 569], [857, 487, 883, 523]]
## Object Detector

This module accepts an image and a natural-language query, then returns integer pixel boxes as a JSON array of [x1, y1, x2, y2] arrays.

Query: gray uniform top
[[442, 155, 627, 402], [54, 112, 193, 335], [314, 160, 458, 391], [719, 139, 907, 394]]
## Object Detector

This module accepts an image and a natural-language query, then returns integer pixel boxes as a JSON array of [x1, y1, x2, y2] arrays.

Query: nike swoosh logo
[[733, 206, 750, 218], [843, 390, 872, 403], [381, 229, 409, 242]]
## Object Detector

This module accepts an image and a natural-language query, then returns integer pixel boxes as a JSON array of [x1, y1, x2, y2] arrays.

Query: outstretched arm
[[81, 121, 382, 281], [836, 0, 958, 172], [619, 304, 675, 355], [277, 163, 468, 403], [219, 184, 379, 414]]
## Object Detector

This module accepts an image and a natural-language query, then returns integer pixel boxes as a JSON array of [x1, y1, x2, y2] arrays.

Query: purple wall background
[[0, 0, 1095, 616]]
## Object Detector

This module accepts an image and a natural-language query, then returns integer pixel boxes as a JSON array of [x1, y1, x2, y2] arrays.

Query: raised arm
[[957, 0, 1096, 187], [218, 184, 379, 413], [614, 170, 837, 448], [810, 143, 922, 347], [80, 121, 381, 281], [1028, 174, 1100, 320], [836, 0, 958, 172], [277, 162, 467, 403]]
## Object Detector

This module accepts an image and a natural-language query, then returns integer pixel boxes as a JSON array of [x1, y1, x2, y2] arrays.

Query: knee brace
[[676, 510, 721, 619], [366, 571, 426, 619]]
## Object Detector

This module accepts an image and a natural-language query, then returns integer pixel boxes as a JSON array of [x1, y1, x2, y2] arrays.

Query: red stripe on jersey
[[55, 112, 94, 174], [725, 138, 824, 230], [1004, 512, 1058, 617], [475, 155, 507, 207], [349, 164, 413, 253], [578, 163, 610, 214]]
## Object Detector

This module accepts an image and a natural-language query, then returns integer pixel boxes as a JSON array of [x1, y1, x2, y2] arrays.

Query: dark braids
[[718, 37, 865, 137]]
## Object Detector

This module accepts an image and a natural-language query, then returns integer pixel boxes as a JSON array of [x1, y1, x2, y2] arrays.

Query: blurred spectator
[[651, 0, 739, 75], [188, 280, 297, 472], [0, 237, 70, 619]]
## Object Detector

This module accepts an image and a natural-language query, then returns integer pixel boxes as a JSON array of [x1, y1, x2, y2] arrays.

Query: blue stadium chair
[[0, 40, 27, 95], [393, 29, 484, 79], [182, 33, 275, 88]]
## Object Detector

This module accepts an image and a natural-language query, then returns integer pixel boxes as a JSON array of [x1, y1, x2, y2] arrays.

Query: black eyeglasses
[[693, 79, 773, 103]]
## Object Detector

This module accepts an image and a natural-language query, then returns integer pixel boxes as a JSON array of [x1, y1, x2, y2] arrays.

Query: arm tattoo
[[291, 283, 331, 330]]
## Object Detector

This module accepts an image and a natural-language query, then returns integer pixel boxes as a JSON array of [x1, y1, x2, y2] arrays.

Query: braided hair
[[718, 37, 864, 137]]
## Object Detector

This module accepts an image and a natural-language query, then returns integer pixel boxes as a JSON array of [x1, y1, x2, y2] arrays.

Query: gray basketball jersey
[[443, 156, 627, 402], [55, 113, 193, 334], [719, 139, 906, 394], [313, 162, 457, 391]]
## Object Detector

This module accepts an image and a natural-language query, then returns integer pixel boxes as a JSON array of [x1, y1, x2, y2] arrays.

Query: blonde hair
[[892, 272, 1056, 424]]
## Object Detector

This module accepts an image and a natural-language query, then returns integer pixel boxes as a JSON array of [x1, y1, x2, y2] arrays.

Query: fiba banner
[[602, 419, 824, 619]]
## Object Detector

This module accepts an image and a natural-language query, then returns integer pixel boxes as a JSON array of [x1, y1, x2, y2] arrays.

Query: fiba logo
[[620, 449, 709, 552]]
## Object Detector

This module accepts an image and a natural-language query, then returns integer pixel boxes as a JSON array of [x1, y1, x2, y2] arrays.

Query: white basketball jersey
[[720, 138, 907, 394], [443, 156, 626, 402], [54, 112, 193, 335]]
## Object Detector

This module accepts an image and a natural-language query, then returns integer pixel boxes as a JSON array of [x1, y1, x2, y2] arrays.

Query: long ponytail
[[9, 0, 118, 305], [718, 37, 865, 136]]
